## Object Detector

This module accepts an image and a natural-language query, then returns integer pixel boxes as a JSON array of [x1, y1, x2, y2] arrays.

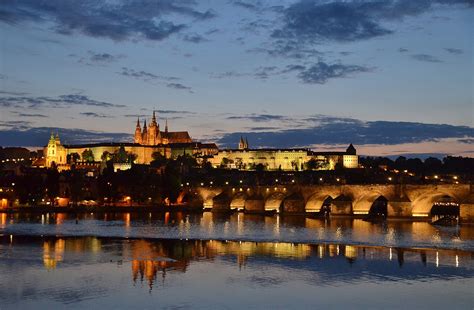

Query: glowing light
[[436, 251, 439, 267], [388, 177, 392, 181], [434, 175, 439, 179], [455, 255, 459, 267], [412, 213, 429, 217], [389, 248, 392, 260]]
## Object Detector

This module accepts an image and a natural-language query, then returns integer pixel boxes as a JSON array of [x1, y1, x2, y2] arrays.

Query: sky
[[0, 0, 473, 157]]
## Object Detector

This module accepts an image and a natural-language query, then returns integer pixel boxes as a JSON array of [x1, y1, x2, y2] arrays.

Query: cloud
[[248, 126, 280, 131], [73, 51, 126, 66], [227, 114, 288, 122], [297, 62, 372, 84], [266, 0, 472, 58], [124, 109, 196, 118], [411, 54, 443, 63], [444, 48, 463, 54], [0, 120, 32, 131], [0, 90, 29, 96], [166, 83, 193, 92], [398, 48, 409, 53], [231, 1, 259, 11], [183, 33, 208, 43], [218, 117, 474, 149], [119, 67, 179, 82], [0, 94, 125, 109], [156, 109, 196, 115], [0, 127, 131, 146], [80, 112, 111, 118], [11, 111, 48, 118], [0, 0, 216, 42], [213, 62, 370, 84]]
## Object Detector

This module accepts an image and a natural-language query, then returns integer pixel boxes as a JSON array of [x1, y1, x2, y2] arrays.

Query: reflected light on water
[[0, 235, 473, 309]]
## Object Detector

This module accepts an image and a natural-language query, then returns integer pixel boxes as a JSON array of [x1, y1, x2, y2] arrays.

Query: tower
[[134, 118, 142, 144], [142, 119, 148, 145], [148, 111, 158, 145], [346, 143, 356, 155], [238, 136, 245, 150], [45, 132, 66, 167]]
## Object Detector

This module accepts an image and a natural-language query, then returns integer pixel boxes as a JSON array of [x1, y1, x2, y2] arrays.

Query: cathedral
[[134, 111, 192, 145]]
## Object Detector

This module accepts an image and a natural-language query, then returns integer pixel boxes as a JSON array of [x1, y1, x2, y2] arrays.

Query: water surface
[[1, 212, 473, 309]]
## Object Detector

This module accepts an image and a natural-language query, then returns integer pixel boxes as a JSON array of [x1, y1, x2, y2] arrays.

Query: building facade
[[44, 112, 358, 171], [44, 111, 217, 168], [208, 139, 358, 170]]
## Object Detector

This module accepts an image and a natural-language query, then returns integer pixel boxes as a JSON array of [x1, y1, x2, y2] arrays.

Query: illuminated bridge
[[181, 184, 474, 222]]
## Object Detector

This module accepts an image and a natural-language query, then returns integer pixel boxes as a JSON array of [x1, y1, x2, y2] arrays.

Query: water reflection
[[0, 211, 472, 251], [0, 235, 473, 308]]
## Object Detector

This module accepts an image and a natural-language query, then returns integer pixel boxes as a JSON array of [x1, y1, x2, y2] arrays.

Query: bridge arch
[[352, 193, 389, 215], [305, 193, 336, 213], [368, 196, 388, 217], [264, 192, 287, 212], [412, 192, 461, 217], [230, 192, 247, 210]]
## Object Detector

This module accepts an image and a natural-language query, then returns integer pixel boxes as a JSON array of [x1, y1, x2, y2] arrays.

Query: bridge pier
[[281, 193, 305, 214], [212, 192, 231, 212], [460, 203, 474, 223], [244, 195, 265, 213], [331, 195, 352, 216], [388, 200, 412, 217]]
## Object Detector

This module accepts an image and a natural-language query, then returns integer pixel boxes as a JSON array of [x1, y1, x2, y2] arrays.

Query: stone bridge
[[182, 184, 474, 222]]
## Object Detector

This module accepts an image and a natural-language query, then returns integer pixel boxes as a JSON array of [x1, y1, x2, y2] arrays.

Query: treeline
[[360, 156, 474, 175]]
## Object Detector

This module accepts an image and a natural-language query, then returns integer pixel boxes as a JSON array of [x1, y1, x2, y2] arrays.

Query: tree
[[424, 157, 442, 173], [220, 157, 233, 168], [151, 151, 168, 167], [305, 158, 325, 170], [112, 146, 128, 163], [101, 151, 111, 162], [82, 149, 95, 162], [67, 152, 80, 164]]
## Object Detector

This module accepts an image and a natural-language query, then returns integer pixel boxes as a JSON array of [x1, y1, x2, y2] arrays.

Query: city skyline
[[0, 0, 473, 157]]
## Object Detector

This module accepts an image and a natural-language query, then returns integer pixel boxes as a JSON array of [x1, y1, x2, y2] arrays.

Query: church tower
[[134, 118, 142, 144], [141, 119, 148, 145], [238, 136, 245, 150], [45, 132, 67, 167], [147, 111, 159, 145]]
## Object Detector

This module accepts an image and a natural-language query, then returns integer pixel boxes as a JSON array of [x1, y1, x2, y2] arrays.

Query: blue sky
[[0, 0, 473, 156]]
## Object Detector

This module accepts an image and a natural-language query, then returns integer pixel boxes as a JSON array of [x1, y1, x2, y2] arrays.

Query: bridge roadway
[[180, 183, 474, 222]]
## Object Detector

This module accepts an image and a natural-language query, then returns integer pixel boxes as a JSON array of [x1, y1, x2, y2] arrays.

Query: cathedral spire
[[165, 118, 168, 133], [136, 117, 141, 128], [151, 110, 157, 125]]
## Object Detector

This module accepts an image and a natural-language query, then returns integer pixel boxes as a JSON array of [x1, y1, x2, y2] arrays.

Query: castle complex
[[44, 111, 358, 171]]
